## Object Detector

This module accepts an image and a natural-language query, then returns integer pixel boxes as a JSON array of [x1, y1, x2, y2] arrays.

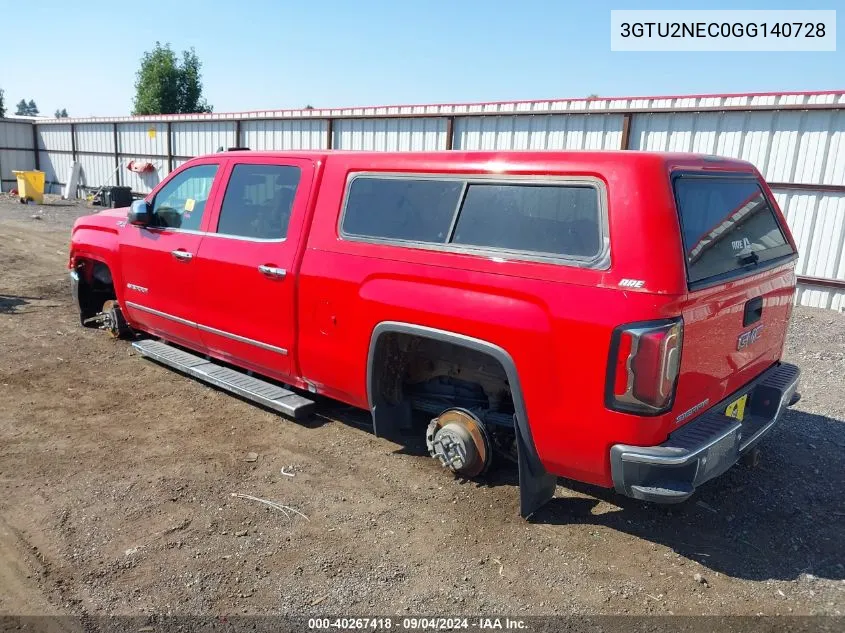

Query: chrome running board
[[132, 339, 314, 420]]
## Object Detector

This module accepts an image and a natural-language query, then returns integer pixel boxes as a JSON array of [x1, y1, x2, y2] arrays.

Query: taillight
[[605, 318, 683, 415]]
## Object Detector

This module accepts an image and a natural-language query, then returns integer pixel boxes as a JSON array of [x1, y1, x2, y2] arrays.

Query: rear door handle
[[258, 264, 287, 279], [171, 249, 193, 261]]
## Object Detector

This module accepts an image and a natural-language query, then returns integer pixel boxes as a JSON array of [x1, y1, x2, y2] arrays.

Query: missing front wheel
[[82, 300, 131, 338]]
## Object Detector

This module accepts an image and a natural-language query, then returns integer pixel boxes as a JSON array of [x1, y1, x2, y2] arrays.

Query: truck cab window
[[151, 164, 218, 230], [217, 164, 301, 240]]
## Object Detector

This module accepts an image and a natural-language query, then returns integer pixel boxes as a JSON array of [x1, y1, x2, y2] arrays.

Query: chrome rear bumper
[[610, 362, 800, 503]]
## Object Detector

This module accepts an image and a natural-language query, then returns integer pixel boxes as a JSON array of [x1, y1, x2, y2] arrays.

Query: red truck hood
[[69, 208, 128, 271], [93, 207, 129, 218], [72, 207, 128, 231]]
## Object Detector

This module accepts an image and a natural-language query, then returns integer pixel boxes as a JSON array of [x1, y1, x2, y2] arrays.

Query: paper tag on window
[[185, 198, 195, 212]]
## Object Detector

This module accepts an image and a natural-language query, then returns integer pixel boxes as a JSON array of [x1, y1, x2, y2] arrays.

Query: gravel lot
[[0, 194, 843, 620]]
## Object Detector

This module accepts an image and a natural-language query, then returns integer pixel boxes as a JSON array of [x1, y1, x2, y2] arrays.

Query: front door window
[[151, 164, 218, 230]]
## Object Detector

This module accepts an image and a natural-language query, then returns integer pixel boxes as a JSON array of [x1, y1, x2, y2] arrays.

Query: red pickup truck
[[69, 150, 801, 517]]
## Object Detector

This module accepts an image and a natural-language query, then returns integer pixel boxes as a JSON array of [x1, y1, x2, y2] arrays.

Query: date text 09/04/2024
[[307, 617, 528, 630]]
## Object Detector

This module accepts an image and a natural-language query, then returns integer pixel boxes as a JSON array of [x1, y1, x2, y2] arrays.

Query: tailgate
[[671, 173, 797, 422]]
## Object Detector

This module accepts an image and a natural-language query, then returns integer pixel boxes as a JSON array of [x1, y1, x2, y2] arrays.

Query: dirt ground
[[0, 194, 843, 619]]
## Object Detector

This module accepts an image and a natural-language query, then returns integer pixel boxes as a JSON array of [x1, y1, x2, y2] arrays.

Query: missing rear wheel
[[426, 408, 492, 478]]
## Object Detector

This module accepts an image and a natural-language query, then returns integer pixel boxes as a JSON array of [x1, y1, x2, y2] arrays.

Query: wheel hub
[[82, 300, 126, 338], [426, 408, 492, 477], [102, 300, 121, 338]]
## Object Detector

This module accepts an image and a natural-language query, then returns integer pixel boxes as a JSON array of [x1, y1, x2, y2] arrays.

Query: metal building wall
[[37, 151, 73, 192], [629, 110, 845, 187], [453, 114, 624, 150], [121, 159, 167, 194], [7, 89, 845, 309], [774, 190, 845, 310], [118, 122, 168, 156], [629, 108, 845, 309], [37, 123, 73, 194], [115, 122, 168, 192], [0, 120, 36, 191], [241, 120, 327, 150], [172, 122, 236, 157], [332, 118, 446, 151], [37, 124, 72, 151], [75, 123, 116, 192]]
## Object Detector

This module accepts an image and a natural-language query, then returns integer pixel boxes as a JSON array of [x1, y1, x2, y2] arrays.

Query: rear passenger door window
[[216, 164, 301, 240]]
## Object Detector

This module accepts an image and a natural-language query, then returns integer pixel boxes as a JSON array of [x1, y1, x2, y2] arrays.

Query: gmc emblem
[[737, 324, 764, 350]]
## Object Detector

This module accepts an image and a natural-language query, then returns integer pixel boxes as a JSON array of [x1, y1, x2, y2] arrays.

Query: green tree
[[14, 99, 39, 115], [178, 49, 211, 114], [54, 108, 69, 118], [0, 88, 5, 118], [132, 42, 212, 115]]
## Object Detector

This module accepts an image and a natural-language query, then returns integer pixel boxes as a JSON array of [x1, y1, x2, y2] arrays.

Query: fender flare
[[366, 321, 556, 518], [70, 247, 123, 294], [69, 251, 122, 324]]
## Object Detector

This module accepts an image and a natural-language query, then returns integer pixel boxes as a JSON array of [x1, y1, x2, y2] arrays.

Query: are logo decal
[[737, 324, 763, 350], [732, 237, 752, 251], [619, 279, 645, 288]]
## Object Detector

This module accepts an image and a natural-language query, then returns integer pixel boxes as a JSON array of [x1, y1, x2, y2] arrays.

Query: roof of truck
[[206, 149, 757, 171]]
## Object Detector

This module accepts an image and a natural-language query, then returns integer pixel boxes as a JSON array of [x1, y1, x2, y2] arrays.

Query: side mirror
[[128, 199, 152, 226]]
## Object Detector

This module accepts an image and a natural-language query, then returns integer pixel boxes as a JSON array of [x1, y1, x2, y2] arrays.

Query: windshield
[[673, 175, 795, 286]]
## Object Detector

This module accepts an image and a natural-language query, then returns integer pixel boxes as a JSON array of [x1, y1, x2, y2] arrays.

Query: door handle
[[743, 296, 763, 326], [258, 264, 287, 279], [171, 249, 193, 261]]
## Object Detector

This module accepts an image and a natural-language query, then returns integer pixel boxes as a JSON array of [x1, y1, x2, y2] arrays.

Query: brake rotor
[[102, 300, 120, 337], [426, 408, 492, 478]]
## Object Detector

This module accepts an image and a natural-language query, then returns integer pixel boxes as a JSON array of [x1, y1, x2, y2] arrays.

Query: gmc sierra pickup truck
[[69, 149, 801, 517]]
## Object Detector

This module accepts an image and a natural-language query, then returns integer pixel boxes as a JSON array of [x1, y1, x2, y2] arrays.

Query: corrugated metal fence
[[0, 90, 843, 310], [0, 119, 36, 189]]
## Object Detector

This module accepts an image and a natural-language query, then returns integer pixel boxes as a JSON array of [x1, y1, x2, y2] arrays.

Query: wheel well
[[369, 329, 515, 442], [74, 258, 116, 324], [367, 324, 557, 517]]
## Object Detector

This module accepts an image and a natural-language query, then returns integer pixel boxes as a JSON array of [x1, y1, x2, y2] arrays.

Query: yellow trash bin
[[13, 170, 46, 204]]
